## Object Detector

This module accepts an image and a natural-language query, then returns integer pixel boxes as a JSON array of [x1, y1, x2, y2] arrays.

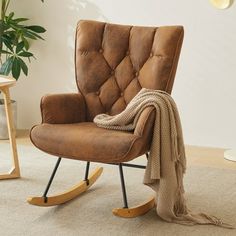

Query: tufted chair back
[[75, 20, 184, 121]]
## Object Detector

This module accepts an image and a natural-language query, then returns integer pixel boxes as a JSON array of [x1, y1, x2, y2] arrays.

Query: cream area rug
[[0, 143, 236, 236]]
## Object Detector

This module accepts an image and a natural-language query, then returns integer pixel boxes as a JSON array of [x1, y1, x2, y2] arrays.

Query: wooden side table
[[0, 77, 20, 180]]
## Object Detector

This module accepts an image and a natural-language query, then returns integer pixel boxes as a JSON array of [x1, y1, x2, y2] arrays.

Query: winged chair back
[[75, 20, 184, 121]]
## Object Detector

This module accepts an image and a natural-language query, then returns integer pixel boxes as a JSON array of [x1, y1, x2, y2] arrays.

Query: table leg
[[0, 87, 20, 180]]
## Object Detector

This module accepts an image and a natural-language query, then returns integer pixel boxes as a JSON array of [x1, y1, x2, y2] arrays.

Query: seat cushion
[[30, 122, 150, 163]]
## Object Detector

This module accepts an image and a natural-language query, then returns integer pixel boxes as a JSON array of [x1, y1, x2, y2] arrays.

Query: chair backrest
[[75, 20, 184, 121]]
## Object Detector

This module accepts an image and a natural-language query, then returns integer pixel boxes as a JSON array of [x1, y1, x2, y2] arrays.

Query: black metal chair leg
[[42, 157, 62, 203], [118, 163, 128, 209], [84, 162, 90, 185]]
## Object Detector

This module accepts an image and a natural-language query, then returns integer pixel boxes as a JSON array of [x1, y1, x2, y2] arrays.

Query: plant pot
[[0, 99, 17, 140]]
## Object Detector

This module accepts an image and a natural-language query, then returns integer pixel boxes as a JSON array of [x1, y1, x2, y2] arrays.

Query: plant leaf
[[21, 36, 29, 50], [8, 23, 25, 33], [25, 25, 46, 33], [0, 49, 12, 55], [13, 18, 29, 23], [2, 37, 14, 52], [16, 41, 25, 53], [0, 57, 14, 76], [24, 30, 44, 40], [18, 51, 33, 57], [7, 12, 15, 21], [12, 57, 21, 80], [3, 32, 16, 42], [22, 31, 37, 40], [18, 57, 28, 76]]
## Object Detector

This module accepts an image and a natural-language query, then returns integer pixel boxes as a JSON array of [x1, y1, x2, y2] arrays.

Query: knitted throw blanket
[[94, 88, 232, 228]]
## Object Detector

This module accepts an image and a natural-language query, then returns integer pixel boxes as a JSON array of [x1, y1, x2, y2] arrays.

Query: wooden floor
[[186, 145, 236, 170], [2, 130, 236, 170]]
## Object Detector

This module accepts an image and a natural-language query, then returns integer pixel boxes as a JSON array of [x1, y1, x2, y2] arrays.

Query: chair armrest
[[134, 106, 155, 137], [40, 93, 86, 124]]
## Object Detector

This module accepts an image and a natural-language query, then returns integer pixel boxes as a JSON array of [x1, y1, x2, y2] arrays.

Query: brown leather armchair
[[28, 20, 184, 218]]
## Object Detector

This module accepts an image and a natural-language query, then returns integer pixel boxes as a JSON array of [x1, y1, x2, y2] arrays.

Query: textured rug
[[0, 143, 236, 236]]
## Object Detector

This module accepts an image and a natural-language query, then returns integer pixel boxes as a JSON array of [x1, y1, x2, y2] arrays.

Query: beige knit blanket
[[94, 88, 232, 228]]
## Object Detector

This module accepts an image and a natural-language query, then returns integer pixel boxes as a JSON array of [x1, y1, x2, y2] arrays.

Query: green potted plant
[[0, 0, 46, 139]]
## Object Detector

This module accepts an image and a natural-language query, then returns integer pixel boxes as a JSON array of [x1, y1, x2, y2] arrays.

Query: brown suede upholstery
[[30, 20, 184, 163], [40, 93, 86, 124]]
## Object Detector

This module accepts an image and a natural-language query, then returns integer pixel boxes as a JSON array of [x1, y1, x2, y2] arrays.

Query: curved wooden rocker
[[113, 196, 155, 218], [27, 167, 103, 207]]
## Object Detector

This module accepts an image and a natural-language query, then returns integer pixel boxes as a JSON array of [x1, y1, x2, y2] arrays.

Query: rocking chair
[[28, 20, 184, 218]]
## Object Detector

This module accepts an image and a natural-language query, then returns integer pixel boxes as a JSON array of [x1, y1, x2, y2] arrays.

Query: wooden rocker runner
[[28, 160, 103, 207], [28, 158, 155, 217], [27, 20, 184, 218]]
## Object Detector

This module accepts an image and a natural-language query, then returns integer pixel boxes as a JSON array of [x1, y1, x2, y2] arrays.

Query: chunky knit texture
[[94, 88, 232, 228]]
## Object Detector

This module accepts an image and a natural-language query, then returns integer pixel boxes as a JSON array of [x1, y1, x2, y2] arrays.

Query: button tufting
[[135, 71, 139, 77], [96, 91, 100, 95], [99, 49, 103, 53], [126, 51, 129, 56], [150, 53, 153, 57], [120, 92, 124, 96], [111, 70, 115, 75]]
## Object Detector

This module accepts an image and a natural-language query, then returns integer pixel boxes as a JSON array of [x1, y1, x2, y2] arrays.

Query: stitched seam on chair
[[99, 26, 133, 93], [97, 95, 105, 112], [75, 21, 88, 121], [122, 78, 142, 105], [137, 28, 157, 73], [111, 26, 132, 72], [103, 26, 135, 111], [112, 74, 122, 92], [101, 23, 106, 51], [30, 125, 40, 147], [100, 23, 115, 72], [100, 54, 112, 72], [128, 26, 135, 71], [136, 78, 142, 90], [108, 95, 126, 112], [131, 28, 157, 89], [111, 30, 133, 92], [123, 96, 127, 106], [75, 22, 81, 93], [165, 28, 184, 93], [102, 26, 133, 76], [96, 74, 113, 92], [108, 96, 119, 109], [139, 28, 157, 85], [99, 23, 112, 73], [123, 25, 147, 91], [98, 86, 117, 111], [85, 93, 105, 113], [123, 57, 135, 89], [150, 28, 157, 53], [118, 136, 141, 161], [136, 28, 157, 88], [40, 96, 45, 123]]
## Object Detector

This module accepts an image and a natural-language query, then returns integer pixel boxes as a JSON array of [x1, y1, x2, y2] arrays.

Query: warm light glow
[[209, 0, 233, 9]]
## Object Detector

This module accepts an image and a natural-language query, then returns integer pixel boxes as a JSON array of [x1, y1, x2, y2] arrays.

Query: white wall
[[10, 0, 236, 148]]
